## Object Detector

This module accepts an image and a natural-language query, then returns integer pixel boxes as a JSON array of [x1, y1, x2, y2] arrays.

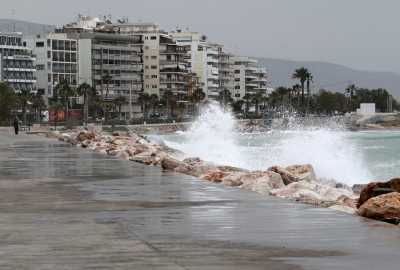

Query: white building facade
[[231, 56, 267, 100], [0, 33, 36, 93]]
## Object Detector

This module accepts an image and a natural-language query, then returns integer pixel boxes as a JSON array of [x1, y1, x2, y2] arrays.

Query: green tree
[[189, 88, 206, 116], [138, 93, 151, 119], [31, 93, 47, 122], [77, 83, 96, 123], [17, 89, 33, 125], [217, 89, 232, 109], [54, 80, 76, 120], [112, 96, 127, 120], [243, 93, 252, 117], [0, 83, 17, 125], [251, 92, 263, 116], [292, 67, 312, 110]]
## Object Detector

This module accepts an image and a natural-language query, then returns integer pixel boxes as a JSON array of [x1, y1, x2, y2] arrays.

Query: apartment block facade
[[0, 33, 36, 93], [232, 56, 267, 100], [114, 23, 190, 100], [26, 33, 78, 97]]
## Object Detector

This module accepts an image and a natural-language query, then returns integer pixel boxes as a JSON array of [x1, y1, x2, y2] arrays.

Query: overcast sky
[[1, 0, 400, 74]]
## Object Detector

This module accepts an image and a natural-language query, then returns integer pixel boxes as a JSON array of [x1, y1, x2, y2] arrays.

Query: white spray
[[160, 103, 372, 185]]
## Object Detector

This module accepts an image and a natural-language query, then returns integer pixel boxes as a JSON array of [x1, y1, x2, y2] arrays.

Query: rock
[[240, 171, 285, 195], [77, 131, 95, 142], [329, 205, 357, 215], [116, 150, 131, 161], [220, 171, 284, 194], [357, 178, 400, 208], [222, 172, 247, 187], [112, 131, 129, 137], [81, 140, 91, 148], [285, 164, 317, 182], [161, 156, 184, 171], [358, 192, 400, 225], [270, 180, 355, 206], [201, 170, 229, 183], [268, 164, 316, 185]]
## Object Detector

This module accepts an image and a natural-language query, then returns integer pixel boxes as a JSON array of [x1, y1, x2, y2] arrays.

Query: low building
[[0, 32, 36, 93]]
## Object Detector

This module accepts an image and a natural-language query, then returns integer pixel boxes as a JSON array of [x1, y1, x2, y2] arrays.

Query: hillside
[[0, 19, 54, 36], [256, 57, 400, 97]]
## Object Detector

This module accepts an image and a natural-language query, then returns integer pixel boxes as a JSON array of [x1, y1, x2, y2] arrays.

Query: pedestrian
[[13, 116, 19, 135]]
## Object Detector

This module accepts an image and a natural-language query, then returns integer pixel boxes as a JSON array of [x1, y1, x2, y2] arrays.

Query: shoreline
[[33, 128, 400, 226]]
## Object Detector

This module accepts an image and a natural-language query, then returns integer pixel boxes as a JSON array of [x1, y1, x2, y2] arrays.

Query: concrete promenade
[[0, 128, 399, 269]]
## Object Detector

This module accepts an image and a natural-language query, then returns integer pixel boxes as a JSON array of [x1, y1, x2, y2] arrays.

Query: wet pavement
[[0, 129, 399, 269]]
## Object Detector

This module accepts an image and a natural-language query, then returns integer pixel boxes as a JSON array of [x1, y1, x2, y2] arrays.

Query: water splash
[[158, 103, 372, 185]]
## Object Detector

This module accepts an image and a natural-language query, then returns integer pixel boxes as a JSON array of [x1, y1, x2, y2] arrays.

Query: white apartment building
[[0, 33, 36, 93], [232, 56, 267, 100], [26, 33, 78, 98], [170, 31, 232, 99], [114, 23, 190, 99]]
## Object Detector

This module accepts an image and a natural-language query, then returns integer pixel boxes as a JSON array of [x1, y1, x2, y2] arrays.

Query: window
[[235, 94, 240, 98], [235, 86, 240, 89], [47, 51, 51, 59], [150, 36, 157, 40], [235, 78, 240, 82], [234, 70, 240, 74], [145, 75, 150, 79], [48, 74, 51, 82], [144, 46, 149, 50], [145, 56, 149, 59], [36, 42, 45, 48], [151, 75, 158, 79], [47, 39, 51, 47], [151, 65, 157, 69], [36, 64, 45, 70], [151, 55, 157, 59], [152, 85, 157, 88], [145, 66, 149, 69]]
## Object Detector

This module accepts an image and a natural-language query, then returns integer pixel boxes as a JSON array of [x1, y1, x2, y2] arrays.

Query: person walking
[[13, 116, 19, 135]]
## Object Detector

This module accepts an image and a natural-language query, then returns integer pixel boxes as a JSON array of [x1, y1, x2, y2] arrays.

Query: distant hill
[[256, 57, 400, 97], [0, 19, 54, 36]]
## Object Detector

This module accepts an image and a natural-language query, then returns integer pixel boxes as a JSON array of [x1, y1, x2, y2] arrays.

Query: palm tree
[[218, 89, 232, 110], [77, 83, 95, 124], [346, 84, 357, 112], [243, 93, 252, 117], [17, 89, 33, 125], [149, 94, 159, 115], [162, 90, 177, 119], [306, 73, 313, 112], [251, 92, 263, 117], [54, 80, 75, 121], [189, 88, 206, 116], [31, 93, 47, 123], [112, 96, 127, 120], [138, 93, 151, 119], [292, 67, 311, 110]]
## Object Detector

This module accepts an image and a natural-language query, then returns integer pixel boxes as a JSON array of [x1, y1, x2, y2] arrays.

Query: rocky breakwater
[[45, 129, 358, 215], [356, 178, 400, 225]]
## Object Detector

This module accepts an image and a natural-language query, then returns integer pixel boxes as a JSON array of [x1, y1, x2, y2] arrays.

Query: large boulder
[[358, 192, 400, 225], [77, 131, 95, 142], [240, 171, 285, 195], [270, 180, 355, 206], [200, 170, 229, 183], [221, 171, 284, 194], [357, 178, 400, 208], [161, 156, 185, 171], [268, 164, 316, 185]]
